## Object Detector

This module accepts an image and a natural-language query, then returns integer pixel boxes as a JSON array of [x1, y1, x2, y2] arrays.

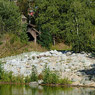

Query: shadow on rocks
[[79, 64, 95, 81]]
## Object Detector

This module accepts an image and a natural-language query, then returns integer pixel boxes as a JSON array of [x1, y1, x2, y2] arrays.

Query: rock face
[[0, 50, 95, 86]]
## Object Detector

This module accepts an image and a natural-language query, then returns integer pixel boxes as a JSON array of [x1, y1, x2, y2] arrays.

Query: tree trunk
[[53, 36, 55, 45], [34, 36, 36, 44]]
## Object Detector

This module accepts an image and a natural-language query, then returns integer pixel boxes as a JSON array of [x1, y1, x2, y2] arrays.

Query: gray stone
[[29, 82, 38, 88], [66, 52, 72, 56], [65, 69, 71, 72], [83, 81, 92, 85], [38, 80, 43, 84], [71, 78, 78, 82]]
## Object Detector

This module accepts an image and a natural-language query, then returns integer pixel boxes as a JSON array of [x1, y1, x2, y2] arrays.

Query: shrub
[[0, 0, 21, 33], [10, 34, 20, 44], [31, 65, 38, 82], [43, 66, 59, 84], [0, 62, 3, 80], [20, 24, 29, 44], [0, 62, 25, 83], [25, 76, 31, 83], [37, 30, 53, 49], [0, 41, 3, 45], [59, 78, 72, 85], [38, 73, 43, 80], [43, 65, 72, 85]]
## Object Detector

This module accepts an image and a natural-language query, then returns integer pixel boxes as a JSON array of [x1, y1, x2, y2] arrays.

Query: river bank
[[0, 50, 95, 87]]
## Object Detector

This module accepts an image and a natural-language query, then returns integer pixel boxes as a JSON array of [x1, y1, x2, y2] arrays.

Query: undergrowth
[[0, 62, 72, 85], [42, 65, 72, 84]]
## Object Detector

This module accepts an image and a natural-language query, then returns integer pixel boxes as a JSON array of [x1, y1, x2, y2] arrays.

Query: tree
[[64, 0, 95, 52], [0, 0, 21, 34], [17, 0, 29, 17], [35, 0, 65, 45], [37, 30, 53, 49]]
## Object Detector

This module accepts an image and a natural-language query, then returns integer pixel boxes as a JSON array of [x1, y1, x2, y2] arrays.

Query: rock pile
[[0, 50, 95, 86]]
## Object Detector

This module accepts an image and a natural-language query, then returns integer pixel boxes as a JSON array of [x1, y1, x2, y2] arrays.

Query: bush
[[0, 62, 3, 80], [25, 76, 31, 83], [0, 41, 3, 45], [11, 75, 24, 83], [59, 78, 72, 85], [43, 65, 72, 85], [43, 65, 59, 84], [31, 65, 38, 82], [0, 0, 21, 33], [10, 34, 20, 44], [38, 73, 43, 80], [37, 30, 53, 49], [20, 24, 29, 44], [0, 62, 25, 83]]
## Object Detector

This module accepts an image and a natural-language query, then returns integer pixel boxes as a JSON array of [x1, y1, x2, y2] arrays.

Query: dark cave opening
[[27, 32, 34, 41]]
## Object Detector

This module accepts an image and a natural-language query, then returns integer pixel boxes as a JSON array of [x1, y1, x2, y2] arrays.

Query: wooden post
[[53, 36, 55, 45], [34, 36, 37, 44]]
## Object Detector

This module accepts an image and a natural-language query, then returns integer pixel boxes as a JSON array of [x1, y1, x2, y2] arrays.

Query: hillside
[[0, 33, 46, 58]]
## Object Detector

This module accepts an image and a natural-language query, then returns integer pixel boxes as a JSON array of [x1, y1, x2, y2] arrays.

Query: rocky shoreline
[[0, 50, 95, 87]]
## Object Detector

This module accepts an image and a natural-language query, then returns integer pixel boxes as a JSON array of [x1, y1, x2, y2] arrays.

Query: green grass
[[50, 43, 72, 51], [0, 33, 46, 58]]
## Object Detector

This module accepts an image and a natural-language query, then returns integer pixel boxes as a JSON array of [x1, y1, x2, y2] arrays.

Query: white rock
[[44, 52, 51, 56], [40, 63, 45, 66], [65, 69, 71, 72]]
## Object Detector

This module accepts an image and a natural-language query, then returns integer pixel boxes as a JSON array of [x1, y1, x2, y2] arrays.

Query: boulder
[[29, 82, 38, 88]]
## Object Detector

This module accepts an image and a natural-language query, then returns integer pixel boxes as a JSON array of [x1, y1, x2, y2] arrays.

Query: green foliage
[[0, 62, 3, 80], [17, 0, 29, 17], [11, 75, 24, 83], [38, 73, 43, 80], [64, 0, 95, 52], [43, 65, 59, 84], [25, 76, 31, 83], [31, 65, 38, 82], [10, 34, 20, 44], [59, 78, 72, 85], [38, 30, 53, 49], [1, 71, 12, 82], [0, 0, 21, 33], [35, 0, 95, 52], [0, 16, 5, 34], [20, 24, 29, 44], [9, 0, 95, 52], [35, 0, 65, 45], [0, 41, 3, 45], [43, 65, 72, 84], [0, 71, 24, 83], [0, 62, 24, 83]]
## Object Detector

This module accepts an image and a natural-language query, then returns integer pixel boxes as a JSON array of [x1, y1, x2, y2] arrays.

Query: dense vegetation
[[17, 0, 95, 52], [35, 0, 95, 52], [0, 0, 46, 58], [0, 0, 21, 34], [0, 0, 95, 55]]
